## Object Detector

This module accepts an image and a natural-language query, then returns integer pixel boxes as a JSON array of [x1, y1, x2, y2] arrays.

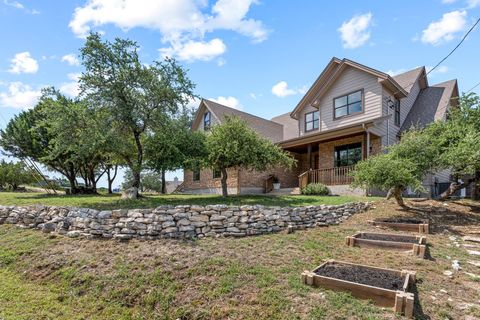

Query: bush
[[301, 183, 330, 196]]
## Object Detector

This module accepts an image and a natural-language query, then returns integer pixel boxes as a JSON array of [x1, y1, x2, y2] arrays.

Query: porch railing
[[298, 165, 356, 189]]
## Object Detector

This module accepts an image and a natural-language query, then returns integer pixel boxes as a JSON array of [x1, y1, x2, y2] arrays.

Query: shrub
[[301, 183, 330, 196]]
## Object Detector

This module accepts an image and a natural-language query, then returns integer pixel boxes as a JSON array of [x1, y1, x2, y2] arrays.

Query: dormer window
[[305, 111, 319, 132], [334, 90, 363, 119], [203, 111, 211, 130]]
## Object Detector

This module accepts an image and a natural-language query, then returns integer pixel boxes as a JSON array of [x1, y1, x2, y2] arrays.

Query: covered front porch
[[279, 124, 381, 189]]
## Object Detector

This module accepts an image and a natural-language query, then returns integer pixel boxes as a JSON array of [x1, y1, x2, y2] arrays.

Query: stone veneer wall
[[0, 202, 370, 240]]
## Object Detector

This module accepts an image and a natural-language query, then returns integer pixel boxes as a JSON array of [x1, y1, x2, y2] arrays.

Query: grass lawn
[[1, 198, 480, 319], [0, 191, 380, 210]]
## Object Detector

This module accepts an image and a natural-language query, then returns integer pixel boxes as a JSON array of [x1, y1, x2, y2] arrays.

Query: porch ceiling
[[280, 123, 378, 152]]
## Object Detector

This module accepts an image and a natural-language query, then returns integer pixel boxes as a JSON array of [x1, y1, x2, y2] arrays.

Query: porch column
[[366, 130, 370, 157], [307, 144, 312, 169]]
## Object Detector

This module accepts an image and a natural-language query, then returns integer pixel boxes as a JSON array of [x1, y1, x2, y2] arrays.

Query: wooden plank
[[312, 273, 397, 308]]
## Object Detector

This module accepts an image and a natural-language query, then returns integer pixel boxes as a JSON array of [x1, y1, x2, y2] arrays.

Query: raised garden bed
[[346, 232, 427, 258], [302, 260, 416, 318], [368, 218, 429, 234]]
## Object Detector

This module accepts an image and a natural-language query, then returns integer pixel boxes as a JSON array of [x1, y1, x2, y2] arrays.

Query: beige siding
[[297, 66, 383, 137], [192, 104, 219, 131], [370, 80, 422, 148]]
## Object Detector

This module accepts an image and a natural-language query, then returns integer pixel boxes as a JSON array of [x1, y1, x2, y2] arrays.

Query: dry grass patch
[[1, 198, 480, 319]]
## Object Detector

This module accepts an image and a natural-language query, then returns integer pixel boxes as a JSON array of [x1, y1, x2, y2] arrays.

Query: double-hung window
[[334, 143, 362, 167], [193, 166, 201, 181], [334, 90, 362, 119], [213, 168, 221, 179], [203, 111, 211, 130], [305, 111, 319, 132]]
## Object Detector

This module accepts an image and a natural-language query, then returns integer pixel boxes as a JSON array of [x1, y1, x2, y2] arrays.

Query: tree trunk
[[472, 171, 480, 200], [386, 186, 406, 207], [107, 165, 118, 194], [127, 131, 143, 199], [161, 169, 166, 194], [220, 168, 228, 197], [438, 179, 473, 200]]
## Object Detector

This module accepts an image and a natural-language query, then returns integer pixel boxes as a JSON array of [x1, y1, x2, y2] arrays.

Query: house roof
[[392, 67, 427, 93], [400, 79, 458, 132], [201, 99, 284, 142], [270, 112, 299, 140], [290, 57, 408, 119]]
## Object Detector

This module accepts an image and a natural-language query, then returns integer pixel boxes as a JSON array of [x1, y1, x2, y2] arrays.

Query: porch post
[[307, 144, 312, 169], [366, 130, 371, 158]]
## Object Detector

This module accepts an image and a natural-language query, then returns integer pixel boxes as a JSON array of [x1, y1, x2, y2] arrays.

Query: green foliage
[[79, 33, 196, 192], [145, 112, 207, 172], [204, 116, 295, 196], [351, 153, 423, 193], [301, 183, 330, 195], [0, 160, 38, 191], [122, 170, 163, 193]]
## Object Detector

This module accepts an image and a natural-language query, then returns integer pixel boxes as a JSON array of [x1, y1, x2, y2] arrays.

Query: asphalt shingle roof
[[392, 67, 424, 93], [400, 79, 458, 132], [203, 99, 284, 142]]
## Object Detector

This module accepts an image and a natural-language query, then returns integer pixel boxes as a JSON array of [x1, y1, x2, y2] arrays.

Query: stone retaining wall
[[0, 202, 370, 240]]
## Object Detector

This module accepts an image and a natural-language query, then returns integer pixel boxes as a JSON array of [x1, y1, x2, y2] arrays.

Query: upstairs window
[[305, 111, 319, 132], [203, 111, 211, 130], [213, 168, 221, 179], [394, 99, 401, 126], [334, 90, 363, 119], [334, 143, 362, 167]]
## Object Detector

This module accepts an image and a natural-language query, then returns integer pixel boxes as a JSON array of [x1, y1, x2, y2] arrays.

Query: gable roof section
[[400, 79, 458, 132], [193, 99, 284, 142], [290, 58, 408, 119], [271, 112, 299, 140], [392, 67, 428, 93]]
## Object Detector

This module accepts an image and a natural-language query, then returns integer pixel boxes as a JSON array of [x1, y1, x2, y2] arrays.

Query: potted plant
[[272, 175, 280, 190]]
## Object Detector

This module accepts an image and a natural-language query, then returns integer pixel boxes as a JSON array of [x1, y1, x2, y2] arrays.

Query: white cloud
[[468, 0, 480, 8], [271, 81, 306, 98], [338, 12, 373, 49], [61, 54, 80, 66], [386, 68, 407, 76], [159, 38, 226, 62], [421, 10, 467, 45], [3, 0, 39, 14], [60, 73, 81, 97], [442, 0, 457, 3], [0, 82, 42, 109], [8, 51, 39, 74], [209, 96, 242, 110], [217, 58, 226, 66], [69, 0, 268, 62]]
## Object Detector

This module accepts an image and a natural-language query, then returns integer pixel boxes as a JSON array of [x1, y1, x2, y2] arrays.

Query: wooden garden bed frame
[[302, 260, 416, 318], [368, 218, 429, 234], [345, 232, 427, 258]]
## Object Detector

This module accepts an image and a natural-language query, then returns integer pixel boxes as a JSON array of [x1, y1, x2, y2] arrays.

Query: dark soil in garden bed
[[357, 233, 419, 244], [314, 263, 405, 291], [380, 218, 426, 224]]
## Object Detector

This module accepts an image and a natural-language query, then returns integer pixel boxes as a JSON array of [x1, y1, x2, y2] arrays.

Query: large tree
[[79, 33, 196, 198], [204, 116, 295, 197], [0, 90, 80, 192], [145, 113, 207, 193], [352, 93, 480, 204]]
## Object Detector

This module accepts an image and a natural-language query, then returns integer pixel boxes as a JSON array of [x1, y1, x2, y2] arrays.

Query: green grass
[[0, 191, 379, 210]]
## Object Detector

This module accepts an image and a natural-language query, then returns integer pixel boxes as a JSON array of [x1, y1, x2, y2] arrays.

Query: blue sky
[[0, 0, 479, 187]]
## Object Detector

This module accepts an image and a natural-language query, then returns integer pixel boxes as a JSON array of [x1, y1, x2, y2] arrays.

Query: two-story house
[[181, 57, 459, 197]]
